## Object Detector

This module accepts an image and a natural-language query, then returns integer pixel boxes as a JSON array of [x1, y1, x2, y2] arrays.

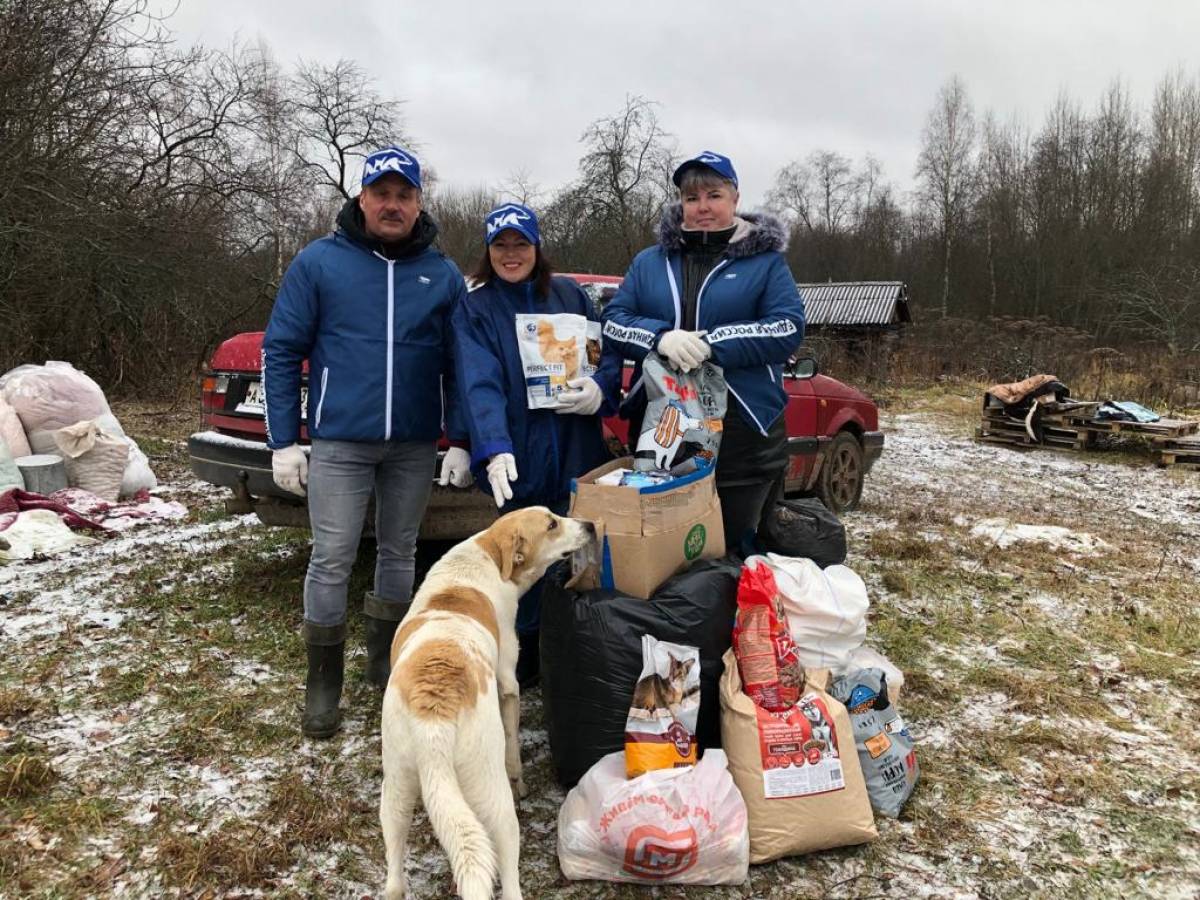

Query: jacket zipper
[[384, 258, 396, 440], [696, 258, 769, 436], [314, 366, 329, 430]]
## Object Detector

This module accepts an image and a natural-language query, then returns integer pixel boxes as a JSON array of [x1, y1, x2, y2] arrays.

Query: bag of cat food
[[514, 312, 600, 410], [732, 561, 805, 712], [719, 650, 877, 862], [624, 636, 701, 778], [558, 749, 749, 885], [830, 668, 918, 818], [634, 354, 726, 472]]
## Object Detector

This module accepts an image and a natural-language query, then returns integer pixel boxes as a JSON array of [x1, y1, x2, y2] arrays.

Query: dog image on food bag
[[624, 637, 701, 779], [379, 507, 594, 900]]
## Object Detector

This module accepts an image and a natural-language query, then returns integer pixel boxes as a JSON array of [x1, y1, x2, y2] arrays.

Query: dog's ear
[[500, 529, 528, 581]]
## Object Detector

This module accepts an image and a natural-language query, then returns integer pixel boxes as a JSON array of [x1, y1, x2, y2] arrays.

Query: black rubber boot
[[516, 629, 540, 690], [301, 621, 345, 739], [363, 591, 409, 690]]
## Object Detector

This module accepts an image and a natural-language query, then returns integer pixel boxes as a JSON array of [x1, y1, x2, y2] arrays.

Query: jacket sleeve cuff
[[472, 439, 514, 467]]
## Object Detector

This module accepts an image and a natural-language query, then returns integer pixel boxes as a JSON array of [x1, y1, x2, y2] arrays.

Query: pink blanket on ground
[[0, 487, 186, 534]]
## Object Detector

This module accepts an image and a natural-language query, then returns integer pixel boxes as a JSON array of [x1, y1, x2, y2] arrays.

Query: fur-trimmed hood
[[657, 202, 789, 258]]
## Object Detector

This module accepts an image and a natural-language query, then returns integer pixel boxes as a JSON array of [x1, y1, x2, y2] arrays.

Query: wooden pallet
[[1156, 435, 1200, 468], [1066, 416, 1199, 438], [976, 424, 1091, 452]]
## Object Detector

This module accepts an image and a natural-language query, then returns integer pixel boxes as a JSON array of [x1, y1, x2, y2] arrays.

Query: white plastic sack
[[847, 645, 905, 702], [0, 509, 99, 561], [0, 362, 110, 435], [95, 413, 156, 497], [558, 749, 749, 885], [54, 420, 129, 502], [0, 437, 24, 491], [0, 395, 31, 459], [747, 553, 869, 672]]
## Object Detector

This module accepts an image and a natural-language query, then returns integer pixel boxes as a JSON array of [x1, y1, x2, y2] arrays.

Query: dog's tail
[[415, 726, 497, 899]]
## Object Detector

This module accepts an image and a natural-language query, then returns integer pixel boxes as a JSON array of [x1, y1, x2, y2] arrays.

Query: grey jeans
[[303, 438, 436, 628]]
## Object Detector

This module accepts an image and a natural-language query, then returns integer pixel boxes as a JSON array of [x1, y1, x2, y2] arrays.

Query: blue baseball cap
[[361, 145, 421, 189], [484, 203, 540, 245], [672, 151, 738, 189]]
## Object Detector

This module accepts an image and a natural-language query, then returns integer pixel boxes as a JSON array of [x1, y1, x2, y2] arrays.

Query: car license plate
[[236, 380, 308, 419]]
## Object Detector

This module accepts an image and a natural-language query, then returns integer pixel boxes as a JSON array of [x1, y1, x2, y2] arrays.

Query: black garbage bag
[[758, 498, 847, 567], [540, 558, 739, 788]]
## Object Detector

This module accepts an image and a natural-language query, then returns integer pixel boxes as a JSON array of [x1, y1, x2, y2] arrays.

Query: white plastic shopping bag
[[747, 553, 869, 672], [557, 749, 748, 885]]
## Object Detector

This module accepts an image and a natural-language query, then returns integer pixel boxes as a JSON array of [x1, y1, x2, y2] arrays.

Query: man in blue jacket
[[262, 145, 473, 738], [602, 151, 805, 556]]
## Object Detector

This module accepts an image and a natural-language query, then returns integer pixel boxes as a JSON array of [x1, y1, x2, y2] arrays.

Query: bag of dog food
[[514, 312, 599, 409], [624, 637, 701, 778], [830, 668, 918, 817], [634, 354, 726, 472], [719, 649, 876, 862], [732, 561, 805, 712], [558, 749, 749, 885]]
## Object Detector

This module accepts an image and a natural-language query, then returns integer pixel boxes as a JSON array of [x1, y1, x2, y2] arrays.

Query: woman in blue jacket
[[601, 151, 805, 557], [450, 202, 621, 684]]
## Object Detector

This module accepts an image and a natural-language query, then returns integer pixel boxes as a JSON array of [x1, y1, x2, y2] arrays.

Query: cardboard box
[[569, 457, 725, 599]]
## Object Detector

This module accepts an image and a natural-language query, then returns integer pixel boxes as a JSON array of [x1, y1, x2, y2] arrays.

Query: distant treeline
[[2, 2, 1197, 397]]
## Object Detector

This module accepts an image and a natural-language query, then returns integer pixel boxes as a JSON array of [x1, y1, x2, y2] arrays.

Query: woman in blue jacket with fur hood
[[448, 203, 622, 684], [601, 151, 805, 556]]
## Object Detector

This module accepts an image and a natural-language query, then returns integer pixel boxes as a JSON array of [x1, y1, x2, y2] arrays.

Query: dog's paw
[[383, 879, 406, 900], [510, 775, 528, 801]]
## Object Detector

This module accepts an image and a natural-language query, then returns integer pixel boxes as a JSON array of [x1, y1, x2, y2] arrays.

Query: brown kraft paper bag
[[718, 649, 876, 863]]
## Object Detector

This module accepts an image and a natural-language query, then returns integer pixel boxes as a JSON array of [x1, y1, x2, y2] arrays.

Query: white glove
[[656, 330, 711, 372], [555, 376, 603, 416], [272, 444, 308, 497], [486, 453, 518, 508], [438, 446, 474, 488]]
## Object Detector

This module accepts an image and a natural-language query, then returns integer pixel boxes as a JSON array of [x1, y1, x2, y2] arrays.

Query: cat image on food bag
[[630, 652, 696, 718], [516, 313, 595, 408], [537, 320, 580, 381], [625, 637, 701, 778]]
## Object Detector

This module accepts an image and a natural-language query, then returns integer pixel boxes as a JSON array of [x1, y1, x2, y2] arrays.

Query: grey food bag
[[830, 668, 918, 818], [634, 354, 727, 472]]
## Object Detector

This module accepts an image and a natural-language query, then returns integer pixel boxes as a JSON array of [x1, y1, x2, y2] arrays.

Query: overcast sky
[[167, 0, 1200, 208]]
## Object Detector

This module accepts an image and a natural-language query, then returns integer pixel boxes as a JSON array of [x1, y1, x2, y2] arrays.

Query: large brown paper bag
[[719, 649, 876, 863]]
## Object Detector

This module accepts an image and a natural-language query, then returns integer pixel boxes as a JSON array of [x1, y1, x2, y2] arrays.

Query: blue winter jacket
[[601, 205, 805, 435], [262, 204, 467, 449], [453, 276, 622, 504]]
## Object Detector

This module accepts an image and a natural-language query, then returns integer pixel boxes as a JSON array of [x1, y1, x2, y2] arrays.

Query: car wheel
[[817, 431, 864, 513]]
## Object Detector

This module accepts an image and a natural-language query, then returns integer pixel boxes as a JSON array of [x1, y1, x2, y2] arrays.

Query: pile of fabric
[[0, 362, 181, 561]]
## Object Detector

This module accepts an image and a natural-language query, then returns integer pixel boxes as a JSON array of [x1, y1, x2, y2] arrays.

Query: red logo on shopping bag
[[662, 375, 698, 402], [622, 824, 699, 879]]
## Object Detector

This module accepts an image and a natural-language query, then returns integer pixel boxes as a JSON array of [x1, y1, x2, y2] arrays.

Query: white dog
[[380, 506, 593, 900]]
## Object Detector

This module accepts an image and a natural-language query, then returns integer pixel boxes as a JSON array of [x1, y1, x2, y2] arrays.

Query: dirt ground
[[2, 388, 1198, 899]]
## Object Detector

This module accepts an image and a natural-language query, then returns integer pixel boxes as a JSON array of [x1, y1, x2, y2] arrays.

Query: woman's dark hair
[[470, 241, 555, 297]]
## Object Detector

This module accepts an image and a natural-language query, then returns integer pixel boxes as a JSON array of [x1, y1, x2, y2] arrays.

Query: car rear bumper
[[187, 431, 497, 540], [863, 430, 884, 471]]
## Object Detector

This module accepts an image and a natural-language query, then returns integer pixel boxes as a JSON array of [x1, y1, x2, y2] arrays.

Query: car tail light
[[201, 373, 230, 412]]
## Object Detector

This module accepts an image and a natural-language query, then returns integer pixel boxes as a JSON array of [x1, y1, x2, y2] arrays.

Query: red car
[[188, 274, 882, 537]]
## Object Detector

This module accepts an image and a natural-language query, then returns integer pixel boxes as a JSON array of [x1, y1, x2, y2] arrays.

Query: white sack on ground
[[747, 553, 869, 672], [53, 420, 129, 502]]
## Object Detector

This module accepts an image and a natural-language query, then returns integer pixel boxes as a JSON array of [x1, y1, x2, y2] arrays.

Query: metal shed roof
[[796, 281, 911, 326]]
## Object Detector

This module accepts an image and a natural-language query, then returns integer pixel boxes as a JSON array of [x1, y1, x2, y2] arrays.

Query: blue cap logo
[[672, 150, 738, 189], [362, 146, 421, 189], [485, 203, 540, 246]]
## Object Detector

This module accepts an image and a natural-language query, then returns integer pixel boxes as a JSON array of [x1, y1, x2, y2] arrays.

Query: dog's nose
[[582, 520, 596, 535]]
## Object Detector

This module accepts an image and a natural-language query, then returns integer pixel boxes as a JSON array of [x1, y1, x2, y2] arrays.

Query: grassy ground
[[1, 391, 1198, 898]]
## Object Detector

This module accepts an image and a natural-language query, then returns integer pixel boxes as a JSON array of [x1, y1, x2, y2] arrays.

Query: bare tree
[[1104, 265, 1200, 354], [290, 59, 406, 199], [575, 95, 677, 265], [916, 76, 977, 318]]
